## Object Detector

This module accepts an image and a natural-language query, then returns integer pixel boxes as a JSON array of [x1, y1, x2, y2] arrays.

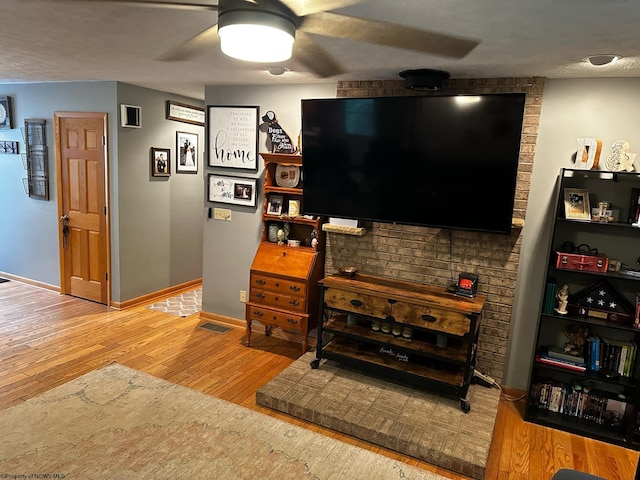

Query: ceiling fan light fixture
[[586, 54, 621, 66], [218, 10, 295, 63]]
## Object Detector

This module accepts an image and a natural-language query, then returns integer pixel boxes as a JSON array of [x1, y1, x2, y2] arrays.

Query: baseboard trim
[[111, 278, 202, 310], [0, 271, 60, 292]]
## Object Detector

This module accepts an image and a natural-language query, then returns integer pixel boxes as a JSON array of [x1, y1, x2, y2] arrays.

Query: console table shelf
[[312, 273, 485, 412]]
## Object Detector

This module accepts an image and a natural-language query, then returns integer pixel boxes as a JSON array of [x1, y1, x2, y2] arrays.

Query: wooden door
[[55, 112, 109, 304]]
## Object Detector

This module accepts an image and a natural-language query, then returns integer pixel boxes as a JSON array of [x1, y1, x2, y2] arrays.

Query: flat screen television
[[301, 93, 526, 234]]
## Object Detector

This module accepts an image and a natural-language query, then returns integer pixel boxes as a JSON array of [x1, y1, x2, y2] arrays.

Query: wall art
[[207, 105, 258, 170], [176, 131, 198, 173], [151, 147, 171, 177], [166, 101, 205, 126], [207, 174, 257, 207], [0, 96, 13, 129]]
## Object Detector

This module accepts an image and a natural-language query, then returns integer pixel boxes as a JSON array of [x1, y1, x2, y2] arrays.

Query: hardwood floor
[[0, 280, 638, 480]]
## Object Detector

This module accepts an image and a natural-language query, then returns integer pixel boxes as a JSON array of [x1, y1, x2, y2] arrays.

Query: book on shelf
[[543, 281, 558, 315], [535, 354, 586, 371], [547, 345, 585, 364]]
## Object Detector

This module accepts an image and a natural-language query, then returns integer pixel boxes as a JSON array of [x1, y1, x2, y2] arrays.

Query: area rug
[[257, 352, 500, 479], [0, 363, 449, 480], [146, 287, 201, 317]]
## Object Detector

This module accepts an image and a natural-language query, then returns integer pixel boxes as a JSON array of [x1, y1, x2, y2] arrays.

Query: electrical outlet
[[213, 208, 231, 221], [239, 290, 247, 302]]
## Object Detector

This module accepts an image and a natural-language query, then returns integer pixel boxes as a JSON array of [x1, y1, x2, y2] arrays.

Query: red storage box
[[555, 252, 609, 272]]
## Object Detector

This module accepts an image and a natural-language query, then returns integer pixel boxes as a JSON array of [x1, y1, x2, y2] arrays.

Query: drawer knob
[[287, 318, 297, 324], [253, 310, 263, 317], [256, 293, 265, 299], [275, 282, 280, 287], [289, 285, 300, 292], [256, 279, 266, 285], [421, 314, 437, 322], [387, 299, 397, 304], [349, 299, 363, 307], [289, 300, 300, 306]]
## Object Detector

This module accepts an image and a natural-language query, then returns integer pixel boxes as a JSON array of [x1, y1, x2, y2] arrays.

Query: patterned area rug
[[0, 364, 449, 480], [257, 352, 500, 479], [147, 287, 201, 317]]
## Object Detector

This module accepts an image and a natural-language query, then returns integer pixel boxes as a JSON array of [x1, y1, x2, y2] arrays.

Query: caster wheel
[[310, 358, 320, 369], [459, 399, 470, 413]]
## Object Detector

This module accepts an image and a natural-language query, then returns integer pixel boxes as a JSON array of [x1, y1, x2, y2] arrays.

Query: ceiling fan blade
[[277, 0, 362, 17], [299, 11, 479, 59], [293, 31, 345, 78], [50, 0, 219, 10], [157, 24, 220, 61]]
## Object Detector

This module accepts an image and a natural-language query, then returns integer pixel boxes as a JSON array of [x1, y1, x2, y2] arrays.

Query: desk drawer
[[246, 304, 306, 332], [323, 287, 471, 337], [251, 273, 307, 297], [249, 289, 306, 313]]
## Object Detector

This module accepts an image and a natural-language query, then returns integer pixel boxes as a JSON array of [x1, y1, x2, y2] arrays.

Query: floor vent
[[198, 322, 231, 334]]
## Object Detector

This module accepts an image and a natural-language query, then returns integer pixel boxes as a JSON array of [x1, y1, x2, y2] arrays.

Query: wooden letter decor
[[575, 137, 602, 170]]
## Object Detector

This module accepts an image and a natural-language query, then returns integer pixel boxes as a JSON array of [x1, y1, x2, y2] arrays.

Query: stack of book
[[536, 346, 586, 372]]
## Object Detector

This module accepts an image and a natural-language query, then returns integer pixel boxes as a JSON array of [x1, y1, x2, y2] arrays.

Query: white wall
[[504, 77, 640, 390], [201, 83, 336, 319]]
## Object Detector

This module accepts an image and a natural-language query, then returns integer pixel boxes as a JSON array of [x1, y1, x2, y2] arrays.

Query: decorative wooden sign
[[262, 110, 298, 154], [605, 139, 636, 172], [574, 137, 602, 170]]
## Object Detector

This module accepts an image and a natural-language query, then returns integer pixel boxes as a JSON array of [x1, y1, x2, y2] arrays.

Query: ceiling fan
[[63, 0, 480, 77]]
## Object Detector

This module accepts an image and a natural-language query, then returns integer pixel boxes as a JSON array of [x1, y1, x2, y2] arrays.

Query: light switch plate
[[213, 208, 231, 221]]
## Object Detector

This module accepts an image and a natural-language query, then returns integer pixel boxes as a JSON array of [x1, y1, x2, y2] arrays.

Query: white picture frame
[[176, 131, 198, 173], [564, 188, 591, 221], [207, 174, 257, 207]]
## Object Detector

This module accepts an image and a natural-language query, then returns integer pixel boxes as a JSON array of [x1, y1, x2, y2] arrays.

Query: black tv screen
[[301, 93, 525, 234]]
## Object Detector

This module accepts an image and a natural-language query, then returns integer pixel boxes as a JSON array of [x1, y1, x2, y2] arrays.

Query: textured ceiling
[[1, 0, 639, 100]]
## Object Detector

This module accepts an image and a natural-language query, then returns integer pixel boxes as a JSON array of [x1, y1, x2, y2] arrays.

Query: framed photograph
[[0, 96, 13, 129], [151, 147, 171, 177], [166, 100, 205, 126], [176, 131, 198, 173], [564, 188, 591, 220], [207, 105, 259, 170], [208, 174, 257, 207], [267, 195, 284, 215]]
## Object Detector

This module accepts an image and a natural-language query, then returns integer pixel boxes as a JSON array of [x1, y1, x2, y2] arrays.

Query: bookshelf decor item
[[564, 188, 591, 220]]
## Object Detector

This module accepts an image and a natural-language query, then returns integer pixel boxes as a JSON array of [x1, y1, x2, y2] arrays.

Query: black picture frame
[[207, 105, 259, 171], [176, 131, 198, 174], [151, 147, 171, 177]]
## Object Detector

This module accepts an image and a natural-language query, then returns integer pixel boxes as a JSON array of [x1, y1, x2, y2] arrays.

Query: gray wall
[[201, 84, 336, 319], [0, 82, 117, 286], [504, 77, 640, 390], [116, 83, 204, 301], [0, 81, 204, 304]]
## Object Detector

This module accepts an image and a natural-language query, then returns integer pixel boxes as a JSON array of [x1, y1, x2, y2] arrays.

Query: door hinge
[[102, 136, 106, 146], [105, 272, 108, 281], [104, 206, 107, 215]]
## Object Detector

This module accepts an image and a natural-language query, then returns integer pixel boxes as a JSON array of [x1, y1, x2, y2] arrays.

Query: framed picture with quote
[[0, 96, 13, 129], [207, 105, 259, 171]]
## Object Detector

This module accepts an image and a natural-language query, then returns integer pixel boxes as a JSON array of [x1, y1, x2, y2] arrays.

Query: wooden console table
[[312, 273, 485, 411]]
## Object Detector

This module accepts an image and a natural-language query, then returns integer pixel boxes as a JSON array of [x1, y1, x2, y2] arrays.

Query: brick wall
[[325, 77, 545, 381]]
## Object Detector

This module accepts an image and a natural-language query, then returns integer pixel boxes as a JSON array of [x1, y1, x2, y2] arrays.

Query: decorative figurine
[[276, 228, 286, 245], [555, 284, 569, 315], [563, 323, 589, 356], [261, 110, 298, 154]]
